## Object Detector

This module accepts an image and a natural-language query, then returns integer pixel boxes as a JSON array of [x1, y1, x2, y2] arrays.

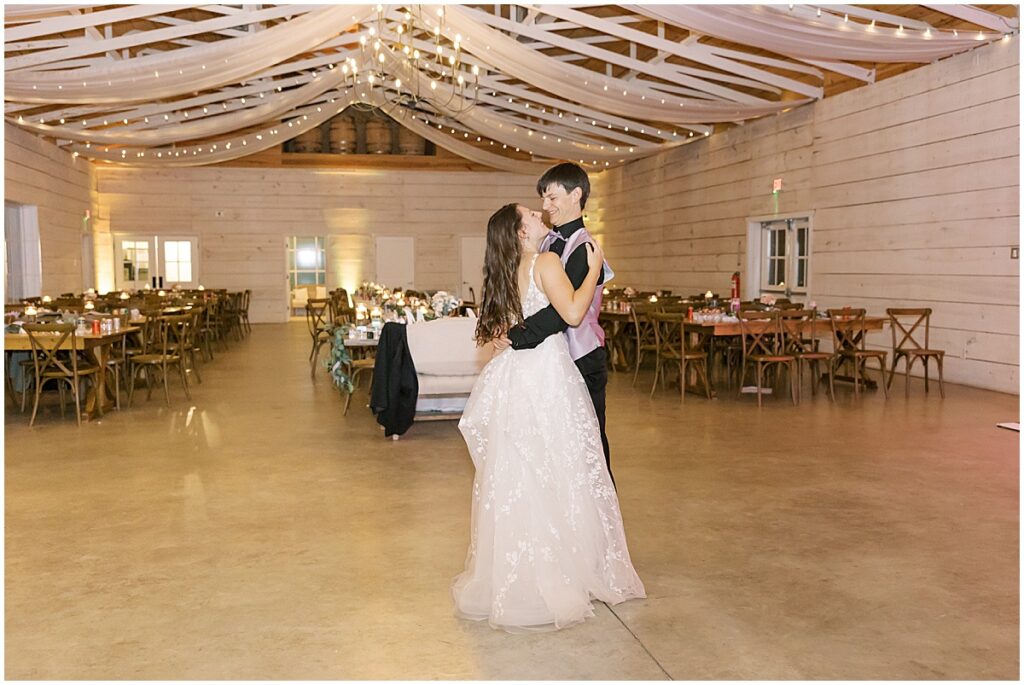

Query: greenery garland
[[325, 325, 355, 394]]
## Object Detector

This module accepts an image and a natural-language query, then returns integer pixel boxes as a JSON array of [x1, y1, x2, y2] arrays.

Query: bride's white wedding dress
[[452, 255, 645, 632]]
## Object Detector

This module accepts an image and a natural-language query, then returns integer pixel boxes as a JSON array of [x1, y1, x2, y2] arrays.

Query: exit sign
[[772, 178, 783, 193]]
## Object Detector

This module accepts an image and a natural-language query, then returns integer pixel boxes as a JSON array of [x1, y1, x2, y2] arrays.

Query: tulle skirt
[[453, 335, 645, 632]]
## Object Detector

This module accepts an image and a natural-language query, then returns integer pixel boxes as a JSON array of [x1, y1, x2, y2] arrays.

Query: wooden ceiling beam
[[921, 4, 1019, 32], [4, 4, 205, 41], [533, 4, 823, 99], [465, 7, 774, 103], [7, 4, 322, 71]]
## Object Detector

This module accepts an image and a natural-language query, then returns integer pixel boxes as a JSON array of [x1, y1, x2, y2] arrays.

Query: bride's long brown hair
[[475, 203, 524, 345]]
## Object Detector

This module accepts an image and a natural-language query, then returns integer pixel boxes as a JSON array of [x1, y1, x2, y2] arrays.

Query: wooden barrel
[[329, 117, 355, 154], [397, 126, 425, 155], [293, 127, 322, 153], [365, 119, 390, 154]]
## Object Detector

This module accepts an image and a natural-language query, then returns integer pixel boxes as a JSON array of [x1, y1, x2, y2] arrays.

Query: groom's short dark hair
[[537, 163, 590, 210]]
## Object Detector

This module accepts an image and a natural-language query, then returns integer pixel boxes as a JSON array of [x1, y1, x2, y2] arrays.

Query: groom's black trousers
[[578, 350, 611, 481]]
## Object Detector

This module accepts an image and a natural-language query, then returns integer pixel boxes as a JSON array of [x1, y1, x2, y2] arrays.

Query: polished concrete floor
[[4, 322, 1019, 679]]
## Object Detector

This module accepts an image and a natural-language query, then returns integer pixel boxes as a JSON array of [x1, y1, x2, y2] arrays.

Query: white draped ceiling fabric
[[4, 3, 1015, 170]]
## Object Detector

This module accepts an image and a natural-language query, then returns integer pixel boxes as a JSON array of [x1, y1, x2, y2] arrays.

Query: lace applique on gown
[[452, 254, 645, 632]]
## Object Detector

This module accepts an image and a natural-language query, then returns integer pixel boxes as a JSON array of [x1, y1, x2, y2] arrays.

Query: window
[[288, 236, 326, 288], [759, 217, 810, 296]]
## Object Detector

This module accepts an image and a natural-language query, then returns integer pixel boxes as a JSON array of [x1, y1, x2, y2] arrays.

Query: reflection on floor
[[4, 322, 1019, 679]]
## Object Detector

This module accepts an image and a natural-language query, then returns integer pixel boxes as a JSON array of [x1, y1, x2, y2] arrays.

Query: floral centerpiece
[[759, 293, 777, 306], [355, 281, 388, 303], [430, 291, 462, 318]]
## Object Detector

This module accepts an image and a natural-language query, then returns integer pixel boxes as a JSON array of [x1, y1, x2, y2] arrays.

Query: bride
[[452, 203, 645, 633]]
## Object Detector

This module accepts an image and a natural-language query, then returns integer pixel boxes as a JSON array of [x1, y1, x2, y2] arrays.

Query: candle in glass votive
[[705, 290, 714, 299], [356, 304, 368, 320], [158, 290, 166, 297], [198, 285, 205, 291], [120, 291, 130, 300], [41, 295, 51, 303], [649, 295, 658, 303], [603, 287, 610, 295], [24, 305, 37, 318], [84, 301, 95, 311]]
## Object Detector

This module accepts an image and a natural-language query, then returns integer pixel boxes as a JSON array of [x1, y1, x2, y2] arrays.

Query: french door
[[114, 234, 200, 290]]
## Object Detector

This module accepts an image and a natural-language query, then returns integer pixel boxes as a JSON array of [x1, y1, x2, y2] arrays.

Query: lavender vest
[[541, 226, 615, 361]]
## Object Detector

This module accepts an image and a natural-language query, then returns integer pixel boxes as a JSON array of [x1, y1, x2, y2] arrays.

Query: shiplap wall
[[590, 39, 1019, 394], [93, 167, 536, 323], [4, 122, 94, 296]]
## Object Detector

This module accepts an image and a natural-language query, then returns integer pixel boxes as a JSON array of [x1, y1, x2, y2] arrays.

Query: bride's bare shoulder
[[534, 252, 562, 272]]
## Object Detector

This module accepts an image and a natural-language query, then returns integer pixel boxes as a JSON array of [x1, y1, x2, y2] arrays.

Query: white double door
[[113, 234, 200, 290]]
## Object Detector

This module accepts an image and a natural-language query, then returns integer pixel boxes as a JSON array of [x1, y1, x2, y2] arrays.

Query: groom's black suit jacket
[[507, 217, 605, 375]]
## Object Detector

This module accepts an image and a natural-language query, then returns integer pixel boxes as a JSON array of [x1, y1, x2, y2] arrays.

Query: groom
[[496, 163, 613, 480]]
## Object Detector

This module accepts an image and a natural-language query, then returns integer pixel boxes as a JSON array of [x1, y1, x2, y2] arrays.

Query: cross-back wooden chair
[[171, 309, 202, 385], [630, 303, 658, 387], [738, 311, 798, 406], [22, 323, 99, 427], [306, 298, 333, 378], [127, 315, 192, 406], [779, 309, 835, 402], [886, 308, 945, 398], [239, 289, 252, 336], [105, 320, 129, 411], [330, 289, 355, 326], [649, 312, 711, 402], [218, 291, 243, 343], [198, 299, 220, 358], [827, 308, 888, 399]]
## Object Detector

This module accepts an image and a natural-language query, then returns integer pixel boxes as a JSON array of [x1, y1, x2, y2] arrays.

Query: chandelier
[[341, 5, 481, 116]]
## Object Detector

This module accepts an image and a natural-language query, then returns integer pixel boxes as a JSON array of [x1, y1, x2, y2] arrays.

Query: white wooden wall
[[92, 167, 536, 323], [4, 122, 94, 296], [590, 39, 1019, 394]]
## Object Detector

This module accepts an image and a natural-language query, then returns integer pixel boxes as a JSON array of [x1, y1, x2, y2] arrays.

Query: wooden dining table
[[640, 313, 887, 397], [683, 315, 885, 336], [4, 327, 139, 420]]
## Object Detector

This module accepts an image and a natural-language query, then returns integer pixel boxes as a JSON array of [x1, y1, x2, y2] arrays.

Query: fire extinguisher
[[731, 272, 741, 299]]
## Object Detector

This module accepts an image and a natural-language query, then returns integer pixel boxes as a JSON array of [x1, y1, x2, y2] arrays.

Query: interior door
[[375, 236, 415, 289], [459, 235, 486, 303], [159, 236, 200, 288], [114, 234, 157, 290]]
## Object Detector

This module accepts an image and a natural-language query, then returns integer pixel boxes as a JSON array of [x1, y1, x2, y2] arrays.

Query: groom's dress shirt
[[508, 217, 605, 375]]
